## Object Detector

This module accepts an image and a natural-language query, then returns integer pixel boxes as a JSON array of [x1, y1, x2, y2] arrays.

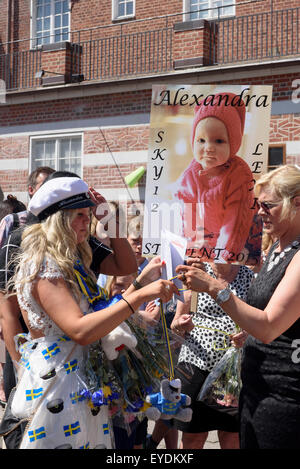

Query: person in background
[[170, 263, 253, 449], [0, 167, 55, 249], [0, 195, 26, 407], [127, 216, 149, 274], [0, 196, 26, 222], [95, 201, 127, 288]]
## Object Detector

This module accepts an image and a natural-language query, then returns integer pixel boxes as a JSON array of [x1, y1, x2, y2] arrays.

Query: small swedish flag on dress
[[79, 442, 90, 449], [28, 426, 46, 442], [103, 423, 109, 435], [21, 357, 30, 370], [64, 359, 78, 374], [70, 391, 85, 404], [26, 387, 43, 401], [64, 421, 81, 437], [42, 343, 60, 360], [58, 335, 71, 342]]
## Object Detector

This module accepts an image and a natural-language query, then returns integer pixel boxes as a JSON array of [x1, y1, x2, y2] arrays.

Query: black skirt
[[174, 362, 239, 434]]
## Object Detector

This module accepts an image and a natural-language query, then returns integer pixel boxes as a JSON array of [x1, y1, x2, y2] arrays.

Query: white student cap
[[28, 177, 95, 221]]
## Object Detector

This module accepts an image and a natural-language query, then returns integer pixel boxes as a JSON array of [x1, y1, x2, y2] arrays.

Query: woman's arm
[[170, 290, 194, 336], [176, 251, 300, 344], [33, 276, 177, 346], [88, 187, 137, 276]]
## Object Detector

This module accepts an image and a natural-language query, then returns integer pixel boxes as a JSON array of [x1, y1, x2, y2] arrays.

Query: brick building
[[0, 0, 299, 210]]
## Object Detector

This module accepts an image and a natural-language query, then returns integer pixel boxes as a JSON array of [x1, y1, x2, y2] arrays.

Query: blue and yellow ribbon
[[159, 301, 174, 381], [74, 259, 109, 311]]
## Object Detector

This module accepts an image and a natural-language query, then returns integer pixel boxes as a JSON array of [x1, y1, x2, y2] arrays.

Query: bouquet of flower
[[197, 346, 242, 408]]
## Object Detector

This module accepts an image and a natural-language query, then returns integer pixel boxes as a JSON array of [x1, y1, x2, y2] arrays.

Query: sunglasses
[[257, 201, 282, 213]]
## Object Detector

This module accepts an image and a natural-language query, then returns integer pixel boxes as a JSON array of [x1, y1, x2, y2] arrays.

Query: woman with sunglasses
[[175, 165, 300, 449]]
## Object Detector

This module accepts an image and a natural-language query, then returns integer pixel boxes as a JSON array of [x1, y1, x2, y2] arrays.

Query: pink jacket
[[174, 156, 256, 261]]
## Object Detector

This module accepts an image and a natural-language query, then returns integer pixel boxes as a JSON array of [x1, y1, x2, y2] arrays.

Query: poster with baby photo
[[142, 84, 272, 266]]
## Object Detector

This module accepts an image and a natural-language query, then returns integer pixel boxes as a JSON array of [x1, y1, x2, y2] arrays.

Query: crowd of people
[[0, 163, 300, 449]]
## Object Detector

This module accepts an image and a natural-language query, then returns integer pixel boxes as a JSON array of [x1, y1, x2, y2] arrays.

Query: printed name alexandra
[[154, 87, 270, 108]]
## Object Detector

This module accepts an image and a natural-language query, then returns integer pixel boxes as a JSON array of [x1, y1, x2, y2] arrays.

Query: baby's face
[[193, 117, 230, 170]]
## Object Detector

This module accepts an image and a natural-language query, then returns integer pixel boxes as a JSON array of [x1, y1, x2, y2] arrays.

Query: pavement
[[149, 420, 220, 449], [0, 403, 220, 449]]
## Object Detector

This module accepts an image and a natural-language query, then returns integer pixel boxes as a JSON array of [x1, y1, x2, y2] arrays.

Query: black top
[[242, 240, 300, 403]]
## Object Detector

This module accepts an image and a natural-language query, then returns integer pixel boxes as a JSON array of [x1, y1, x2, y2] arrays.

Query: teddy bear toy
[[145, 378, 192, 422], [101, 322, 137, 360]]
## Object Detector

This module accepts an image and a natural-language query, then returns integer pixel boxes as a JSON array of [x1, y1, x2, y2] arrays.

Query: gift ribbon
[[73, 259, 124, 312], [73, 259, 110, 308], [159, 300, 174, 381], [194, 326, 233, 351]]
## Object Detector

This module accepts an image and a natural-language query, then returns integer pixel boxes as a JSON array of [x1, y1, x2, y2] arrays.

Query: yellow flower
[[103, 385, 112, 398]]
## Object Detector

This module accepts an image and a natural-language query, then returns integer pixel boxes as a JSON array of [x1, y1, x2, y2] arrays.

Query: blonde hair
[[90, 214, 98, 237], [255, 165, 300, 221], [127, 215, 143, 238], [11, 209, 95, 300]]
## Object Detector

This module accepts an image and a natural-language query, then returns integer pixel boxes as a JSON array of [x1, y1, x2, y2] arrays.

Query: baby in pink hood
[[174, 92, 256, 263]]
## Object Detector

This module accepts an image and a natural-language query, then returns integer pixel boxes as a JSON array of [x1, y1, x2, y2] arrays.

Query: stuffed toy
[[145, 378, 192, 422], [101, 322, 137, 360]]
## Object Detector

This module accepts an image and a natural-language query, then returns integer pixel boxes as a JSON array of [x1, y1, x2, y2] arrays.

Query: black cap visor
[[38, 192, 95, 221]]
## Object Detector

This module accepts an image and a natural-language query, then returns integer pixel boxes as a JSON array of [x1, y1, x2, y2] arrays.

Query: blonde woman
[[8, 177, 176, 449], [176, 165, 300, 449]]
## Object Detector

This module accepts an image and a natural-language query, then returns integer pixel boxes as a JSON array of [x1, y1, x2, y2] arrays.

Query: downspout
[[6, 0, 12, 53]]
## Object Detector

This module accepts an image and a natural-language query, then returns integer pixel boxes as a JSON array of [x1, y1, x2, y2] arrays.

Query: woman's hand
[[175, 264, 214, 294], [138, 257, 165, 285], [138, 301, 161, 326], [89, 187, 112, 223], [140, 279, 178, 304], [171, 313, 194, 336], [230, 330, 248, 348]]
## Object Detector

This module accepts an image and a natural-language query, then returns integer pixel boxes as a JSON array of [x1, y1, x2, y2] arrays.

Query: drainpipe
[[6, 0, 12, 53]]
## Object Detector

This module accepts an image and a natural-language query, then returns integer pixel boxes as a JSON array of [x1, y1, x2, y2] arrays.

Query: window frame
[[30, 132, 83, 177], [183, 0, 236, 21], [30, 0, 71, 49], [112, 0, 135, 21], [268, 144, 286, 171]]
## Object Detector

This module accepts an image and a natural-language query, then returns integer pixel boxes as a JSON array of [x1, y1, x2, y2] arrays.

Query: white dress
[[12, 256, 113, 449]]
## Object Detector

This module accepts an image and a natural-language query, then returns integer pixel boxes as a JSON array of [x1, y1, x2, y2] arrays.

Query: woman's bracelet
[[132, 278, 143, 290], [121, 296, 135, 316]]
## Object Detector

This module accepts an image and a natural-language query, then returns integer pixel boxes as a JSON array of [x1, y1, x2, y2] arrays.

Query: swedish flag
[[21, 357, 30, 370], [63, 421, 81, 437], [42, 343, 60, 360], [79, 442, 90, 449], [26, 387, 43, 401], [64, 359, 78, 374], [103, 423, 109, 435], [58, 335, 71, 342], [28, 426, 46, 442], [70, 391, 85, 404]]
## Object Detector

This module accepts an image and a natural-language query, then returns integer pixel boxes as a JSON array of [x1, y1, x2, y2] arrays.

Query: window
[[268, 144, 286, 171], [31, 134, 82, 175], [185, 0, 235, 20], [32, 0, 70, 47], [112, 0, 135, 20]]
